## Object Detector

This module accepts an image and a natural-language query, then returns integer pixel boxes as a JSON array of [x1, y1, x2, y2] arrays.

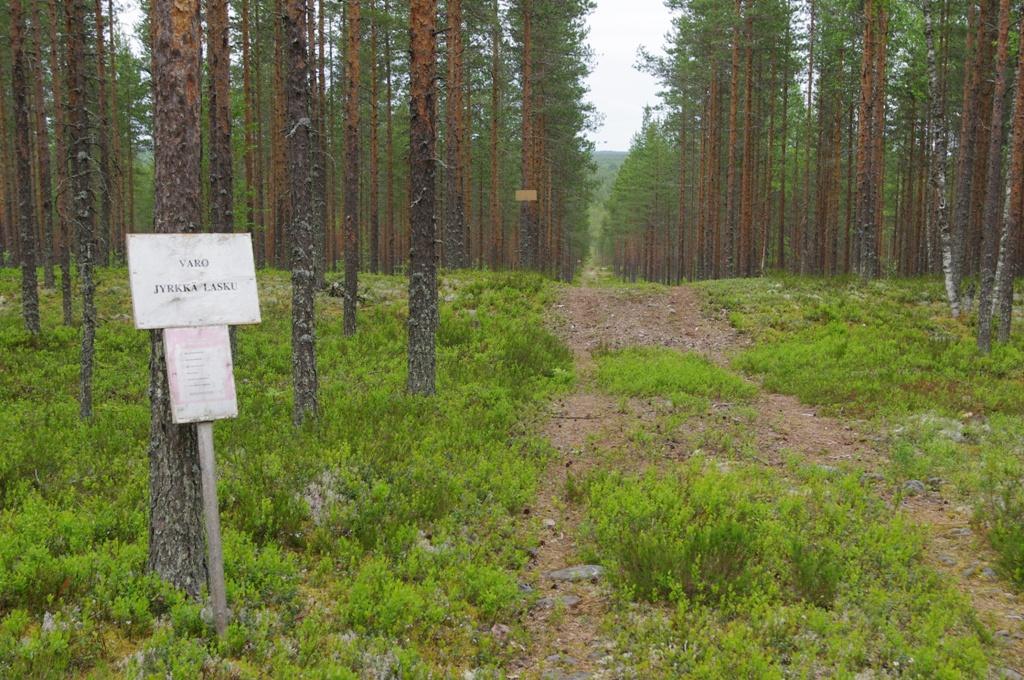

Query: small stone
[[534, 595, 582, 610], [962, 563, 981, 578], [519, 582, 534, 593], [927, 477, 944, 491], [1000, 669, 1023, 680], [860, 472, 885, 484], [41, 612, 55, 633], [996, 629, 1011, 638], [818, 464, 839, 475], [938, 554, 957, 566], [547, 565, 605, 582], [948, 527, 973, 537], [543, 518, 557, 530], [982, 566, 998, 580], [903, 479, 927, 495], [490, 623, 511, 641]]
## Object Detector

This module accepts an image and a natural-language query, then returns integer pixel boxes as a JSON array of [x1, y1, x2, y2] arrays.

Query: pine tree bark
[[408, 0, 439, 395], [343, 0, 361, 336], [242, 0, 257, 237], [207, 0, 234, 234], [489, 0, 502, 269], [996, 11, 1024, 342], [855, 0, 882, 280], [66, 0, 97, 417], [284, 0, 319, 422], [777, 24, 790, 271], [10, 0, 40, 335], [385, 0, 396, 275], [108, 0, 124, 261], [738, 1, 754, 277], [28, 7, 55, 289], [0, 64, 12, 270], [444, 0, 468, 269], [518, 0, 537, 270], [725, 0, 742, 277], [952, 0, 988, 287], [45, 0, 73, 324], [801, 0, 816, 274], [94, 0, 112, 266], [976, 0, 1012, 353], [147, 0, 207, 598], [369, 3, 381, 274]]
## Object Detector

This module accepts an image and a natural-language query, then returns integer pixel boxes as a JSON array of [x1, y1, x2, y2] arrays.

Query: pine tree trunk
[[996, 11, 1024, 342], [408, 0, 439, 395], [385, 0, 396, 275], [28, 8, 55, 290], [369, 3, 381, 274], [242, 0, 257, 237], [976, 0, 1012, 353], [108, 0, 124, 262], [518, 0, 537, 270], [315, 0, 328, 284], [801, 0, 816, 275], [284, 0, 319, 422], [207, 0, 234, 235], [0, 51, 12, 270], [66, 0, 97, 417], [855, 0, 880, 280], [725, 0, 741, 277], [739, 2, 754, 277], [777, 25, 790, 271], [10, 0, 40, 335], [94, 0, 112, 266], [45, 0, 73, 324], [147, 0, 207, 598], [489, 0, 502, 269], [343, 0, 361, 335], [443, 0, 468, 269]]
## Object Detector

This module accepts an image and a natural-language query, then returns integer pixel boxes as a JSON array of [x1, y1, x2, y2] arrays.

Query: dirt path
[[512, 279, 1024, 677]]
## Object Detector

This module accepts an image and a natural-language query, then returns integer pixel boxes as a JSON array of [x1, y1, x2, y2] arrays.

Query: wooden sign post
[[127, 234, 262, 637]]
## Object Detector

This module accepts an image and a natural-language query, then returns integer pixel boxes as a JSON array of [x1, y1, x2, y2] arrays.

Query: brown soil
[[511, 279, 1024, 677]]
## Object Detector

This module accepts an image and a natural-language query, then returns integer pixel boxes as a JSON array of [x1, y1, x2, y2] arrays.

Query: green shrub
[[582, 457, 989, 676]]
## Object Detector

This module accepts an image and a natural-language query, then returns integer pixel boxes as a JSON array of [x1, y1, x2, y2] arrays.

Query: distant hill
[[588, 151, 628, 251], [592, 150, 627, 200]]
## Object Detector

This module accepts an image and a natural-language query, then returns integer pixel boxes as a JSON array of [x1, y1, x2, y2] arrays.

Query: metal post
[[197, 421, 228, 636]]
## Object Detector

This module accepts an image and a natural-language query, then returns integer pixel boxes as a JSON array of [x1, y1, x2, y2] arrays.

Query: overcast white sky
[[585, 0, 674, 152], [117, 0, 671, 152]]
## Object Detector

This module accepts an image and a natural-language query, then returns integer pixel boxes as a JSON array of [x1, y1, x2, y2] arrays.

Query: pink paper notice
[[164, 325, 238, 424]]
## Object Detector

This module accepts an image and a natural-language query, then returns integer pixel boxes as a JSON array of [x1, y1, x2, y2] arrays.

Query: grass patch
[[0, 268, 570, 676], [595, 346, 755, 406], [701, 275, 1024, 590], [579, 457, 990, 676], [701, 275, 1024, 418]]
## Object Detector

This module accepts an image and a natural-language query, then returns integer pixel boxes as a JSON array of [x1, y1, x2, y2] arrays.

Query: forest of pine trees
[[0, 0, 597, 317], [602, 0, 1024, 349]]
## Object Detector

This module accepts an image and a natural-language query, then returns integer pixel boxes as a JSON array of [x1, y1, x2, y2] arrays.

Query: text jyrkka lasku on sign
[[127, 233, 261, 330], [152, 280, 239, 295]]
